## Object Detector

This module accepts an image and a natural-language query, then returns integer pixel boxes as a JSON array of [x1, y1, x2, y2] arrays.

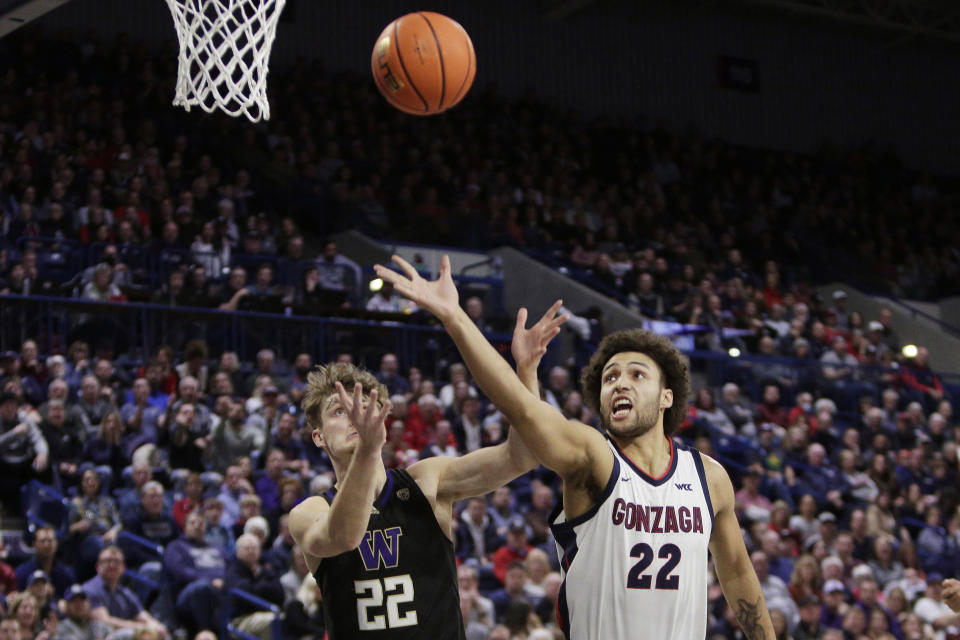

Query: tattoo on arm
[[734, 596, 767, 640]]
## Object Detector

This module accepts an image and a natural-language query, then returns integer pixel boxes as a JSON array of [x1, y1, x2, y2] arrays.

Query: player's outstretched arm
[[290, 383, 392, 559], [413, 301, 566, 501], [703, 455, 776, 640], [375, 255, 607, 479]]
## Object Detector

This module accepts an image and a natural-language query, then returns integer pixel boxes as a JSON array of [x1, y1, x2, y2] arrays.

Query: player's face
[[599, 351, 671, 440], [313, 392, 374, 459]]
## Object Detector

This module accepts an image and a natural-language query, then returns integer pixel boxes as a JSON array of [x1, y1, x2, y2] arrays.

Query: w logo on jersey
[[358, 527, 403, 571]]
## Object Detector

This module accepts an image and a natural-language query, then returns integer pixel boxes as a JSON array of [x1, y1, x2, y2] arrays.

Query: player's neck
[[331, 457, 389, 496], [616, 427, 672, 478]]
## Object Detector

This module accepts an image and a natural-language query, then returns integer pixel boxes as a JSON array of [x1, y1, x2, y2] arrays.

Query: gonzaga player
[[376, 254, 775, 640]]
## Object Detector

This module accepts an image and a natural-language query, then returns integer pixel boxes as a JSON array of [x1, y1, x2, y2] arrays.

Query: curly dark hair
[[580, 329, 690, 436]]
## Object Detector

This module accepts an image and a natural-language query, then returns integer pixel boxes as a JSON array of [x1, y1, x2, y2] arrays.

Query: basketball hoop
[[165, 0, 286, 122]]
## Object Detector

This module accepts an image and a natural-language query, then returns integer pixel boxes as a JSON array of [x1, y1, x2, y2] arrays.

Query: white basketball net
[[166, 0, 286, 122]]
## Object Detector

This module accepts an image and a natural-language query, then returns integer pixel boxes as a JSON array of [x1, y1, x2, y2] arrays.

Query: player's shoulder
[[692, 449, 735, 507]]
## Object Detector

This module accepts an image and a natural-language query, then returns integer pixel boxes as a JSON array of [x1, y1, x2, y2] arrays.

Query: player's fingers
[[351, 382, 364, 417], [391, 255, 420, 280], [550, 313, 570, 329], [374, 265, 404, 288], [538, 299, 563, 325], [439, 254, 452, 280], [515, 308, 528, 333], [334, 381, 352, 411], [364, 389, 379, 423], [378, 399, 393, 423]]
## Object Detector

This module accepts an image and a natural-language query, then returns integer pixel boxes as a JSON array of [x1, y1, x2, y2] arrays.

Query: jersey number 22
[[626, 542, 681, 590], [355, 575, 417, 630]]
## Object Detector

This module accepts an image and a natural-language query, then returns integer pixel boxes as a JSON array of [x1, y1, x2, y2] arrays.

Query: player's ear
[[312, 428, 326, 450], [660, 388, 673, 410]]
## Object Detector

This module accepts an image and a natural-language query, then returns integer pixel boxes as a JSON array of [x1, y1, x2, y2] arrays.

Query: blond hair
[[302, 363, 387, 430]]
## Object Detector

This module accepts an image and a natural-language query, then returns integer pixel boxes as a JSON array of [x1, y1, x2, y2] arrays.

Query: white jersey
[[550, 437, 714, 640]]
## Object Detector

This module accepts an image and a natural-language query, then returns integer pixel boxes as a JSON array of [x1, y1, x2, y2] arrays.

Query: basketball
[[371, 12, 476, 116]]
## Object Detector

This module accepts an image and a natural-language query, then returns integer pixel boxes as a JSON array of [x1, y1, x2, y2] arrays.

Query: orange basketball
[[371, 12, 476, 116]]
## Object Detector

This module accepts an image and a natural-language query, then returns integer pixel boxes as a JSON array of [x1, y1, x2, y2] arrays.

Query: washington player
[[376, 255, 775, 640], [289, 302, 566, 639]]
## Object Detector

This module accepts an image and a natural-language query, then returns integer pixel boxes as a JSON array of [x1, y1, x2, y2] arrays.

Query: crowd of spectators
[[0, 314, 957, 639], [0, 27, 958, 640]]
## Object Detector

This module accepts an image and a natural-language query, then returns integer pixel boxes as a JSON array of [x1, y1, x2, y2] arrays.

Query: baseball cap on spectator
[[868, 321, 884, 332], [823, 579, 845, 594], [798, 594, 820, 607], [64, 585, 87, 601], [0, 350, 17, 361], [927, 572, 944, 584], [0, 390, 18, 405], [263, 385, 279, 396], [508, 516, 527, 534], [793, 337, 809, 349], [28, 570, 50, 586], [833, 290, 847, 300], [818, 512, 837, 524]]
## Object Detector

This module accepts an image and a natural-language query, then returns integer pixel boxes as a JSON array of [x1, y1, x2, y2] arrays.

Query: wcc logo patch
[[675, 483, 693, 491], [396, 488, 410, 501], [358, 527, 403, 571]]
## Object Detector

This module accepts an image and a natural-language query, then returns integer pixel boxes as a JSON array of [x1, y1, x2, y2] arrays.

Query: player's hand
[[512, 299, 568, 371], [943, 578, 960, 613], [336, 382, 391, 456], [374, 254, 459, 323]]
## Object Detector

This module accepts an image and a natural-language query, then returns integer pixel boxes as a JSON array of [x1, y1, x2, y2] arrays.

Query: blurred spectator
[[365, 281, 416, 314], [458, 564, 494, 640], [84, 412, 131, 481], [0, 389, 49, 510], [912, 574, 960, 633], [15, 526, 77, 597], [464, 296, 494, 334], [53, 584, 113, 640], [900, 347, 946, 411], [121, 481, 179, 568], [489, 560, 537, 623], [281, 574, 326, 640], [121, 379, 162, 449], [76, 377, 112, 433], [374, 353, 409, 397], [224, 534, 284, 640], [691, 388, 735, 435], [456, 497, 503, 565], [83, 547, 168, 638], [68, 469, 121, 580], [162, 511, 227, 635], [452, 395, 485, 454], [524, 484, 555, 548], [717, 383, 757, 436], [173, 472, 205, 530], [39, 400, 86, 487], [492, 517, 533, 585], [209, 402, 263, 475], [217, 465, 252, 527], [255, 449, 287, 514], [752, 550, 799, 630], [420, 420, 458, 459], [314, 240, 359, 304]]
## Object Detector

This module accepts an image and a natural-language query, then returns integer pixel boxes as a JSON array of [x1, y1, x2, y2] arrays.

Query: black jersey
[[314, 468, 465, 640]]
